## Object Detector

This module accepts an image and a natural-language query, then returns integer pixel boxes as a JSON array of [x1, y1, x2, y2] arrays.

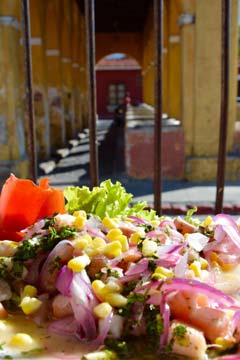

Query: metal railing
[[21, 0, 230, 215]]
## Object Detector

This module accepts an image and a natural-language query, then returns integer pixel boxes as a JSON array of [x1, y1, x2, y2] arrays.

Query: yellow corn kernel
[[107, 228, 123, 241], [100, 281, 123, 297], [199, 257, 208, 269], [20, 296, 42, 315], [74, 238, 88, 250], [92, 237, 106, 250], [84, 245, 101, 257], [73, 210, 87, 219], [9, 333, 33, 349], [68, 253, 91, 272], [115, 235, 129, 252], [151, 220, 160, 227], [21, 285, 37, 298], [189, 261, 201, 277], [93, 302, 112, 318], [103, 241, 122, 258], [105, 293, 128, 308], [214, 337, 234, 350], [203, 216, 212, 227], [142, 239, 158, 257], [74, 234, 92, 249], [129, 232, 140, 245], [155, 266, 174, 277], [92, 280, 105, 298], [73, 215, 86, 229], [102, 217, 119, 229]]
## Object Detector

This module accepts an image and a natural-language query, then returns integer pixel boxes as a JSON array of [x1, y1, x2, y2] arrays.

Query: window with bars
[[107, 83, 126, 112]]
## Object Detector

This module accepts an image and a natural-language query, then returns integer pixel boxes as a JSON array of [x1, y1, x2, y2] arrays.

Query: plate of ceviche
[[0, 174, 240, 360]]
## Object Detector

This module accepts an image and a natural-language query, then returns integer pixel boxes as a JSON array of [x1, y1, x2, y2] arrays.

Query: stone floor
[[37, 119, 240, 216]]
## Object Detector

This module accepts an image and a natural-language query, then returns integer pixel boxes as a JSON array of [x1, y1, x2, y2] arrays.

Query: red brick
[[222, 204, 235, 214], [195, 205, 214, 215]]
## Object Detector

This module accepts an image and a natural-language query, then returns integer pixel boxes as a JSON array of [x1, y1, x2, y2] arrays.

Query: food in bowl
[[0, 175, 240, 360]]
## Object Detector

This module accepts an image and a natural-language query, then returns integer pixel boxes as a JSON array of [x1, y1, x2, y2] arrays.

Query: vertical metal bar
[[153, 0, 163, 215], [215, 0, 230, 214], [85, 0, 99, 188], [21, 0, 37, 182]]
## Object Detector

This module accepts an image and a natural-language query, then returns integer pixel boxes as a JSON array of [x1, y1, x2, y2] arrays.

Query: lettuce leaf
[[64, 180, 156, 221]]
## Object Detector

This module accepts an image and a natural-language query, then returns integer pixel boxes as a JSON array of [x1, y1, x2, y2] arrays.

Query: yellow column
[[142, 1, 168, 114], [167, 0, 181, 119], [71, 1, 82, 133], [61, 0, 74, 139], [29, 0, 50, 160], [0, 0, 29, 179], [179, 0, 196, 156], [45, 0, 65, 153], [184, 0, 240, 181], [79, 11, 88, 129]]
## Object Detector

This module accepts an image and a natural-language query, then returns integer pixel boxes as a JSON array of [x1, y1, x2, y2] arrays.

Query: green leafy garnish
[[64, 180, 157, 221], [185, 206, 197, 222]]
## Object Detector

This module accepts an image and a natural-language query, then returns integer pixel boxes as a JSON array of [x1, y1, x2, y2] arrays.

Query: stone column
[[29, 0, 50, 160], [45, 0, 65, 153], [0, 0, 29, 182]]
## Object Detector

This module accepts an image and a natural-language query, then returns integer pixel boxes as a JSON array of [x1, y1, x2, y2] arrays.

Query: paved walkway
[[38, 120, 240, 215]]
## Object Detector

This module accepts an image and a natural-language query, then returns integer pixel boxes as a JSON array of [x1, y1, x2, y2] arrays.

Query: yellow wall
[[30, 0, 50, 160], [0, 0, 29, 178], [61, 0, 74, 139], [96, 32, 142, 66], [45, 0, 65, 152]]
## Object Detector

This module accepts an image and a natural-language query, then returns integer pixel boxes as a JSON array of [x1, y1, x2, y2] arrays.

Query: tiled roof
[[96, 57, 141, 70]]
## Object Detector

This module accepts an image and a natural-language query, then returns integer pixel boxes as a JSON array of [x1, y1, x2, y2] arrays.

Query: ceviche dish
[[0, 175, 240, 360]]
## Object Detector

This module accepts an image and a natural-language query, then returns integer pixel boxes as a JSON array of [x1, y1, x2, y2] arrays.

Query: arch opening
[[96, 53, 142, 119]]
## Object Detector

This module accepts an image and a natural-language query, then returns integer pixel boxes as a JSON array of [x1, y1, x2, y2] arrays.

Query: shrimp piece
[[168, 320, 207, 360], [168, 291, 232, 342], [52, 294, 73, 318], [174, 216, 196, 234], [87, 255, 107, 279]]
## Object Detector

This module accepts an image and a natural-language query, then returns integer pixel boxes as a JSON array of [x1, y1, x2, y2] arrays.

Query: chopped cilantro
[[14, 238, 40, 261], [12, 260, 24, 278], [145, 304, 164, 351], [173, 324, 187, 339], [148, 259, 156, 272], [106, 268, 120, 278], [143, 224, 155, 232], [14, 224, 77, 262], [118, 293, 146, 318], [105, 338, 129, 357], [0, 258, 9, 279], [4, 356, 13, 360]]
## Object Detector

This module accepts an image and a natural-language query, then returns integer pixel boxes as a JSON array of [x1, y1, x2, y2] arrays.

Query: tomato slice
[[0, 174, 65, 238]]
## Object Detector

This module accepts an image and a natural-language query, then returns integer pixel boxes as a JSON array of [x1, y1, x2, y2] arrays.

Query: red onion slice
[[56, 265, 73, 296]]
